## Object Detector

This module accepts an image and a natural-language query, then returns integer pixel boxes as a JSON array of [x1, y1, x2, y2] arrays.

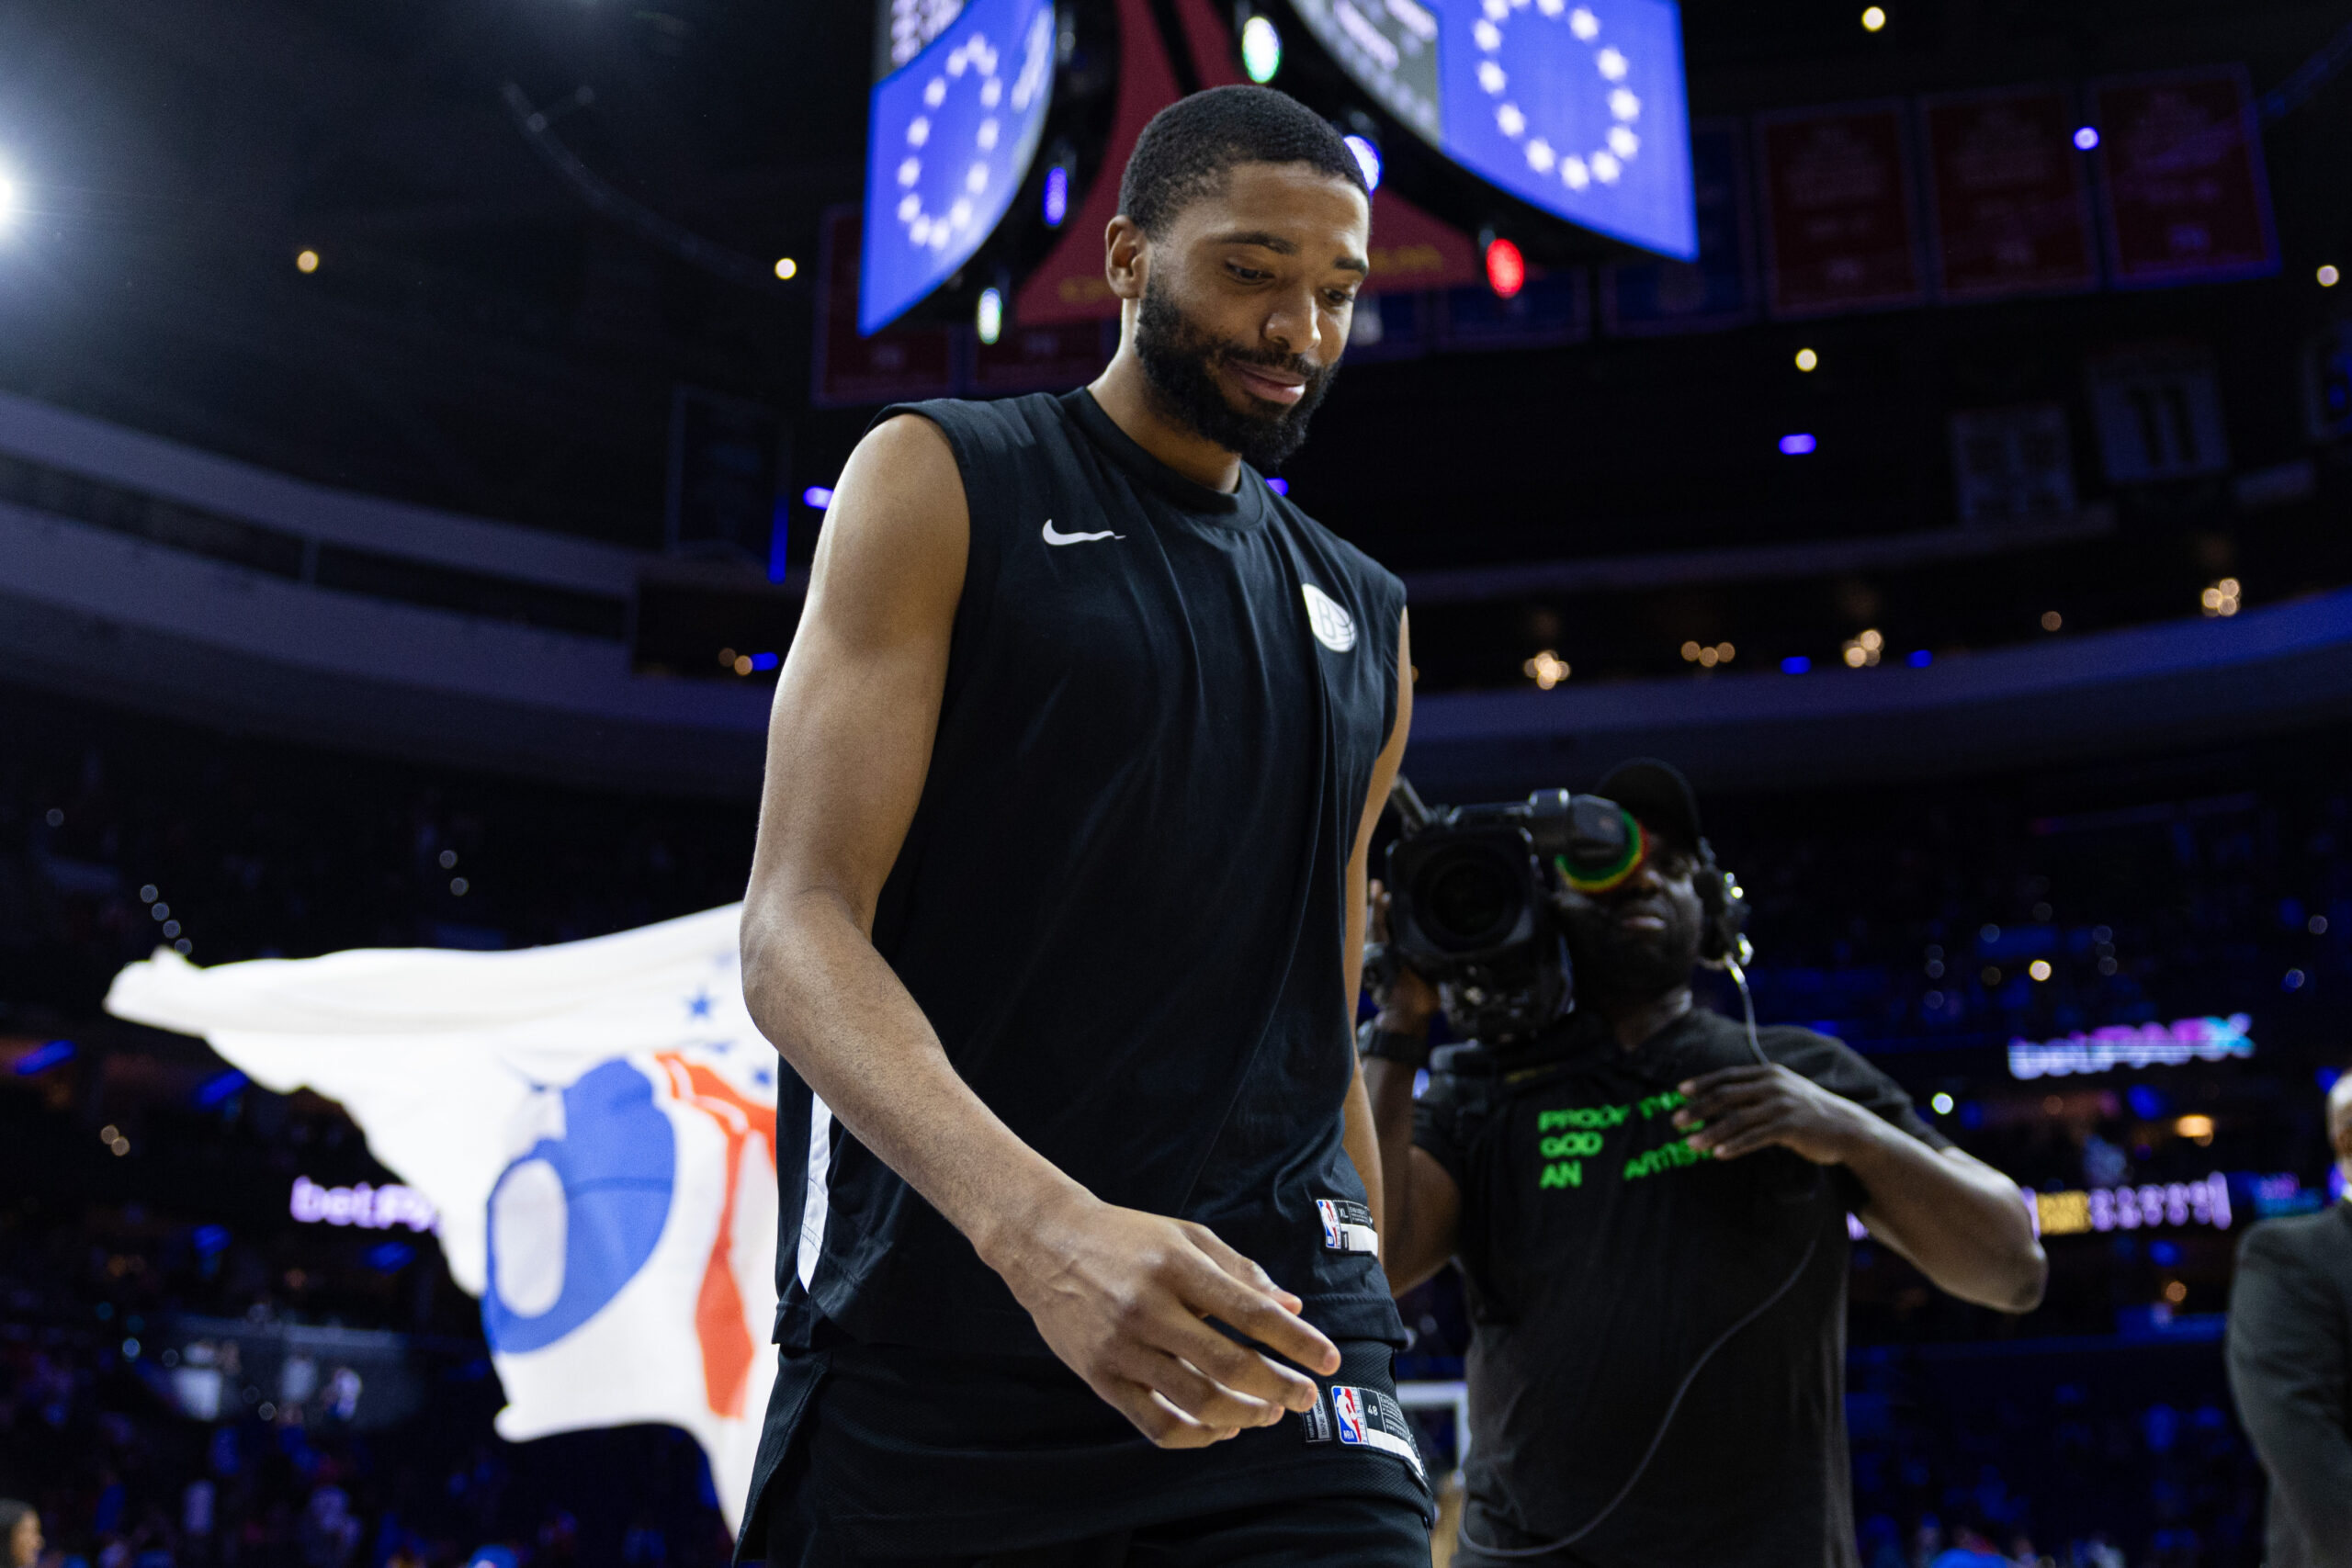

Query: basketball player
[[738, 87, 1429, 1565]]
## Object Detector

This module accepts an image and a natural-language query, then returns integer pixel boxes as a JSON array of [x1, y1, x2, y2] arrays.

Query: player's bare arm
[[739, 412, 1339, 1450], [1338, 612, 1414, 1256], [1363, 884, 1461, 1295]]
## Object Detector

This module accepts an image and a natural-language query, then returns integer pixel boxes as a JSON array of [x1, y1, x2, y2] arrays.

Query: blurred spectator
[[0, 1501, 41, 1568]]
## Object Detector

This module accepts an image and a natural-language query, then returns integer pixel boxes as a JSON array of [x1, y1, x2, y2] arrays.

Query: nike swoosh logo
[[1042, 519, 1123, 546]]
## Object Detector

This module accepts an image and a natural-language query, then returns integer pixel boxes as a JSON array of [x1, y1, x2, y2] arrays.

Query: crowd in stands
[[5, 680, 2347, 1565]]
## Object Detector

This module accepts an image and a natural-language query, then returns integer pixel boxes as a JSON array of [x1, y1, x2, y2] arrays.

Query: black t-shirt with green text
[[1414, 1006, 1950, 1568]]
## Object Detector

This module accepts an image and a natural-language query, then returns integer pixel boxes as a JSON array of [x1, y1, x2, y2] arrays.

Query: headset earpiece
[[1692, 838, 1751, 970]]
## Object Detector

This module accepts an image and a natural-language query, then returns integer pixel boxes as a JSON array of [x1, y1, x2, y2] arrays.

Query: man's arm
[[739, 413, 1338, 1450], [1674, 1066, 2047, 1312], [1365, 1050, 1462, 1294], [2227, 1224, 2352, 1557], [1360, 873, 1463, 1289], [1336, 610, 1414, 1249]]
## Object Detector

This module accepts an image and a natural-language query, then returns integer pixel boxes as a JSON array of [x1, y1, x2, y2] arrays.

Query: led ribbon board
[[861, 0, 1057, 334], [2033, 1173, 2232, 1236], [1288, 0, 1696, 259]]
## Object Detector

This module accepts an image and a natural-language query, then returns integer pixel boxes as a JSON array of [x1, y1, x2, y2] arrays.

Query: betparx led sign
[[2007, 1014, 2254, 1080], [1288, 0, 1696, 259], [861, 0, 1057, 334]]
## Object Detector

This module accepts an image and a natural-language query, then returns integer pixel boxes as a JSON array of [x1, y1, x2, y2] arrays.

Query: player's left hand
[[1671, 1064, 1879, 1166]]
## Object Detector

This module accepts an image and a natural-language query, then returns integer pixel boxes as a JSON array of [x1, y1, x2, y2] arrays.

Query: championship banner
[[2088, 66, 2278, 288], [815, 209, 957, 408], [105, 907, 781, 1538], [970, 320, 1117, 395], [1600, 118, 1757, 336], [1920, 85, 2098, 301], [1755, 102, 1925, 319]]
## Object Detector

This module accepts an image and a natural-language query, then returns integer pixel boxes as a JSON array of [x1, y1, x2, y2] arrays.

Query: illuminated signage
[[2034, 1172, 2231, 1236], [2007, 1014, 2252, 1079], [1286, 0, 1696, 258], [289, 1176, 437, 1233], [860, 0, 1057, 333]]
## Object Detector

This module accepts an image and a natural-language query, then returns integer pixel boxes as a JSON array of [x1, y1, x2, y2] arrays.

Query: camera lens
[[1419, 849, 1524, 951]]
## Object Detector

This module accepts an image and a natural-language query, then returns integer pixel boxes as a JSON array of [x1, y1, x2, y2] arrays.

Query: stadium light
[[1240, 15, 1282, 84], [976, 287, 1004, 345], [1342, 134, 1383, 193]]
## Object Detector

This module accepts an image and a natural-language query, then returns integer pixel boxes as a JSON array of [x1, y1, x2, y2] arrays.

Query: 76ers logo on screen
[[1332, 1385, 1369, 1447]]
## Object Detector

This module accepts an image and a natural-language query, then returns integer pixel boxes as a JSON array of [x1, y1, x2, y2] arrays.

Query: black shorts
[[752, 1338, 1431, 1568]]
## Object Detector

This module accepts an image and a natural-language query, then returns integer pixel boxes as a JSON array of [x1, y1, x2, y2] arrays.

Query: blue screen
[[1292, 0, 1695, 260], [860, 0, 1057, 335]]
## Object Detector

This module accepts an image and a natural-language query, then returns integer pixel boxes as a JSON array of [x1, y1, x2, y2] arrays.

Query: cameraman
[[1364, 760, 2047, 1568]]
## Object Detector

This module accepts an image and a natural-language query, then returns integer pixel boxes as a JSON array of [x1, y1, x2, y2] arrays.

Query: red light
[[1484, 237, 1525, 299]]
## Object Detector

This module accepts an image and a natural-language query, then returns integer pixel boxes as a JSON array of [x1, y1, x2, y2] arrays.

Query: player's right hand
[[986, 1193, 1341, 1449]]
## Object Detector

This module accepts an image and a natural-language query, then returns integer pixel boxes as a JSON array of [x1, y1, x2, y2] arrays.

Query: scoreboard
[[861, 0, 1058, 334], [1283, 0, 1697, 259]]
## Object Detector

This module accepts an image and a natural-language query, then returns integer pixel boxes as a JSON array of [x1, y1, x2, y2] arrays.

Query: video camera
[[1375, 780, 1647, 1043], [1374, 776, 1751, 1045]]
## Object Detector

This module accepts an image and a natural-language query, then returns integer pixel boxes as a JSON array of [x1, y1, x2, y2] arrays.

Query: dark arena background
[[3, 0, 2351, 1564]]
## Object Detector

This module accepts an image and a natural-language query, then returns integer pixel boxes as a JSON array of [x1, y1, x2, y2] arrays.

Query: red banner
[[813, 209, 956, 408], [1756, 103, 1924, 318], [1014, 0, 1177, 326], [2089, 67, 2277, 288], [1921, 86, 2098, 301]]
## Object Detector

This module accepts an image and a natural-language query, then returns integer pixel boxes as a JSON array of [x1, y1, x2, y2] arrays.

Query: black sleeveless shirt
[[772, 389, 1408, 1359]]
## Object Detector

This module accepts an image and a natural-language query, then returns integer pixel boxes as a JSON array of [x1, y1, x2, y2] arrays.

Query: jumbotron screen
[[1288, 0, 1697, 260], [860, 0, 1057, 334]]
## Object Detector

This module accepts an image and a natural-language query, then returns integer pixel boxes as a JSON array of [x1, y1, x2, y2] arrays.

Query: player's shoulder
[[868, 392, 1069, 466], [1262, 485, 1405, 610]]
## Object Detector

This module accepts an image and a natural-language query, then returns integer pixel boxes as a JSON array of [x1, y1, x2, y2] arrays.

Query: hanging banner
[[815, 209, 957, 408], [1920, 85, 2098, 301], [1436, 269, 1589, 351], [970, 319, 1116, 395], [2089, 66, 2278, 288], [106, 908, 781, 1539], [1600, 118, 1755, 335], [1756, 102, 1924, 318]]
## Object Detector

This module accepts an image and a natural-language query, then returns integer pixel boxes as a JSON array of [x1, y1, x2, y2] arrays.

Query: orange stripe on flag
[[657, 1055, 777, 1420]]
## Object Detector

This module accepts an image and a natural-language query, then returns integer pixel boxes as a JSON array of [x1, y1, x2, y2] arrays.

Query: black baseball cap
[[1594, 758, 1704, 851]]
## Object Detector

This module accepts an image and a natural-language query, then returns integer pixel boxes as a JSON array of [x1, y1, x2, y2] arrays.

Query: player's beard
[[1134, 278, 1337, 473]]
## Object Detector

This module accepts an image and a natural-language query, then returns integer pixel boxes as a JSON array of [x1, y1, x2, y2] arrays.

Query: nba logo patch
[[1313, 1196, 1379, 1253], [1332, 1385, 1368, 1447]]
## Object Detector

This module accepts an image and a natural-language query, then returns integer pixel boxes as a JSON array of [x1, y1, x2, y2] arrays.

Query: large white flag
[[105, 905, 779, 1536]]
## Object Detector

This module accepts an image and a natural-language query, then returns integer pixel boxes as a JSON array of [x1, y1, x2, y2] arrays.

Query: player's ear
[[1104, 215, 1148, 302]]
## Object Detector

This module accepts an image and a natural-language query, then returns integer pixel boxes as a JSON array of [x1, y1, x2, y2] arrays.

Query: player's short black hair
[[1118, 85, 1369, 237]]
